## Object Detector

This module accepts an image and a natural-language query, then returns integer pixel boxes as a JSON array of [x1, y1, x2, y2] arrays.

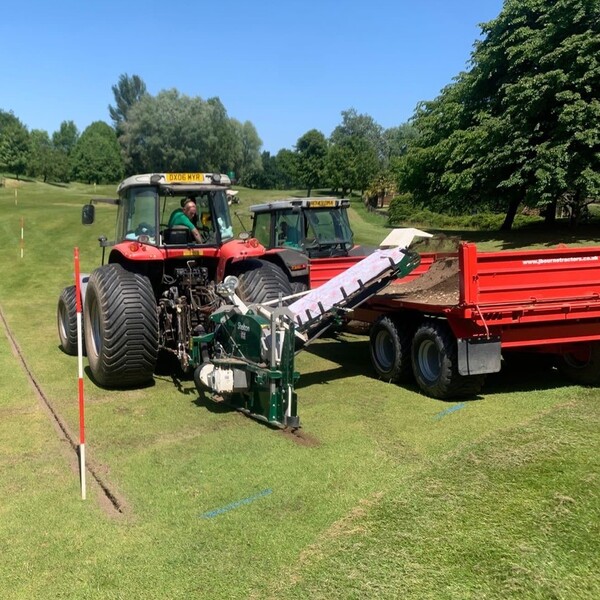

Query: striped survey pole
[[20, 217, 24, 258], [74, 248, 86, 500]]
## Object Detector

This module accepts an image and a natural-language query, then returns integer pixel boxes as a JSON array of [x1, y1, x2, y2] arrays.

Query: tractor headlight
[[223, 275, 239, 294]]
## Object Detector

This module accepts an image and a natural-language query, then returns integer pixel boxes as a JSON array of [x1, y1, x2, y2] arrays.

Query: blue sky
[[2, 0, 504, 154]]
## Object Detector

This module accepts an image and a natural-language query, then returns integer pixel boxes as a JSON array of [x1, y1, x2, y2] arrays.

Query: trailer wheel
[[232, 259, 293, 304], [84, 264, 158, 387], [57, 285, 84, 356], [557, 342, 600, 385], [369, 316, 413, 382], [411, 320, 485, 399]]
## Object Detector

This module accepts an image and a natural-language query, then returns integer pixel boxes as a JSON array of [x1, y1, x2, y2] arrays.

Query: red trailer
[[350, 242, 600, 399]]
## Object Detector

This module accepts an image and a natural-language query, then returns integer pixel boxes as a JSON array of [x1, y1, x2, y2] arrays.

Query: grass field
[[0, 178, 598, 599]]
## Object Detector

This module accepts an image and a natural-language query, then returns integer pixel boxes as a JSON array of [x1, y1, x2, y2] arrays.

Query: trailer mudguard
[[457, 337, 502, 375]]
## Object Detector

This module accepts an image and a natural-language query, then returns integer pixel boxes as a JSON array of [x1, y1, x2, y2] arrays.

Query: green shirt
[[168, 209, 195, 230]]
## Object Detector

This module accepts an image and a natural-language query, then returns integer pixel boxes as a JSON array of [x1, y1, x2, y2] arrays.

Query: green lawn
[[0, 178, 598, 599]]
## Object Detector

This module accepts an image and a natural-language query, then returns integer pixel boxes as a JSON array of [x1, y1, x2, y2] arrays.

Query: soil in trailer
[[380, 257, 460, 305]]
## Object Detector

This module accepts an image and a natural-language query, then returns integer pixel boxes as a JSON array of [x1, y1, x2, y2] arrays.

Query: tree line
[[1, 0, 598, 229]]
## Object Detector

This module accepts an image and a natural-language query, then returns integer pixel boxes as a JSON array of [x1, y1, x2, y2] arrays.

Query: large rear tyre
[[557, 342, 600, 385], [84, 264, 158, 388], [290, 281, 309, 295], [232, 259, 293, 304], [369, 316, 413, 383], [57, 285, 84, 356], [411, 320, 485, 399]]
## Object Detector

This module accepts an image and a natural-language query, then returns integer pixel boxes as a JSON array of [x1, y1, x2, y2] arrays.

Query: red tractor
[[57, 172, 292, 388]]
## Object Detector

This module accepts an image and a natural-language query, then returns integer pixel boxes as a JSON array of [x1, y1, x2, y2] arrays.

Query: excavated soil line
[[0, 305, 128, 518]]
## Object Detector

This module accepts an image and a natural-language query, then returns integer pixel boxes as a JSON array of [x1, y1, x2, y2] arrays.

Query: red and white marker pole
[[74, 248, 86, 500], [20, 217, 24, 258]]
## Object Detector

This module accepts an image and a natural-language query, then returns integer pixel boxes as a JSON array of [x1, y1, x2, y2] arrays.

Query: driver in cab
[[168, 197, 204, 243]]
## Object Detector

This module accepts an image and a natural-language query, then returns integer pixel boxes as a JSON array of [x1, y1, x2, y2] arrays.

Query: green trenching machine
[[193, 229, 428, 429]]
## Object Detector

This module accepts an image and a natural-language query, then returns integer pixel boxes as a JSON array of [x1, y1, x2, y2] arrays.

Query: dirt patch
[[381, 257, 460, 305], [278, 427, 321, 447]]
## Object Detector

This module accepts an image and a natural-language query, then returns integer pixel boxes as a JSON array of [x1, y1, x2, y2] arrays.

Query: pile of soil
[[380, 257, 460, 306]]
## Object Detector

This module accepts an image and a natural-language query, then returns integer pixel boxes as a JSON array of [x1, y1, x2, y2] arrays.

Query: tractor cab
[[250, 198, 354, 258], [83, 172, 235, 248], [115, 172, 235, 247]]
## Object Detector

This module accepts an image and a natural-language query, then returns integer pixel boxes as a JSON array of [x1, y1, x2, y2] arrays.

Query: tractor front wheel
[[232, 259, 293, 304], [84, 264, 158, 387], [411, 320, 485, 399]]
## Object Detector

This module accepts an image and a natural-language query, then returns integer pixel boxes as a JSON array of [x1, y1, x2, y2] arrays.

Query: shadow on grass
[[46, 181, 70, 188], [485, 354, 572, 396], [192, 390, 236, 415], [300, 338, 577, 398], [84, 365, 156, 390]]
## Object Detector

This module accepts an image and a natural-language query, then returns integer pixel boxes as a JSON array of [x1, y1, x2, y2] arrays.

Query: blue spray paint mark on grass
[[433, 402, 466, 420], [200, 489, 273, 519]]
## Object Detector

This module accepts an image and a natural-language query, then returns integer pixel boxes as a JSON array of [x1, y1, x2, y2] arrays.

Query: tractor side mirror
[[82, 204, 95, 225]]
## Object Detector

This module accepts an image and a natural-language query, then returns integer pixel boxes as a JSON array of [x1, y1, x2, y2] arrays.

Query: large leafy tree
[[70, 121, 124, 184], [384, 123, 417, 162], [401, 0, 600, 229], [27, 129, 54, 182], [296, 129, 328, 196], [326, 144, 356, 196], [274, 149, 299, 189], [204, 97, 238, 173], [120, 89, 261, 176], [120, 89, 207, 173], [52, 120, 79, 155], [0, 110, 30, 179], [109, 73, 148, 132], [231, 119, 263, 185], [52, 120, 79, 182], [246, 150, 301, 190], [329, 109, 382, 195]]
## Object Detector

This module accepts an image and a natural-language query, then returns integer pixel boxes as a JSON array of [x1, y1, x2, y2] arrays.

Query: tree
[[120, 89, 263, 177], [328, 109, 383, 195], [295, 129, 328, 196], [400, 0, 600, 229], [51, 120, 79, 182], [275, 149, 299, 189], [325, 144, 355, 196], [108, 74, 148, 131], [27, 129, 54, 182], [231, 119, 263, 185], [70, 121, 124, 184], [384, 123, 417, 161], [52, 121, 79, 154], [0, 110, 30, 179], [120, 89, 204, 173]]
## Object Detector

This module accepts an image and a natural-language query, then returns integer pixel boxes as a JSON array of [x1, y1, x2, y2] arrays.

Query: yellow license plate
[[308, 200, 335, 207], [182, 249, 204, 256], [166, 173, 205, 182]]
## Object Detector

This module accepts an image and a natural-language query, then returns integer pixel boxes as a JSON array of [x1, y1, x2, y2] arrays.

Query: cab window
[[117, 187, 158, 244]]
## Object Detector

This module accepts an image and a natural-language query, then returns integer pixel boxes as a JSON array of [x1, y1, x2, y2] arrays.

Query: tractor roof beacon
[[57, 172, 292, 389]]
